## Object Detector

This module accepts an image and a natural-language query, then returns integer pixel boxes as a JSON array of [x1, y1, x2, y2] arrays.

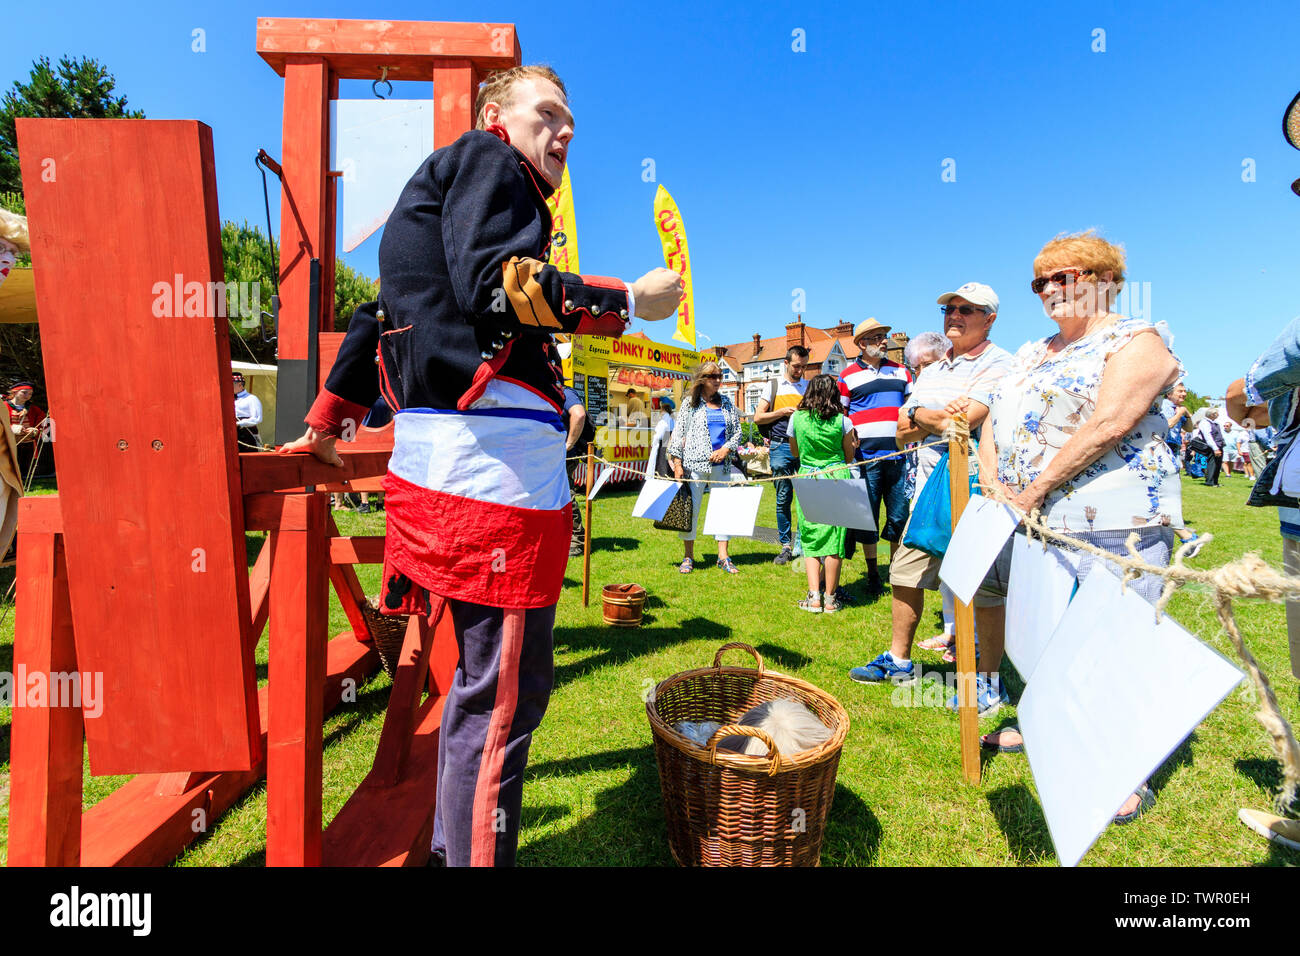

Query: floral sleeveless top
[[988, 316, 1184, 532]]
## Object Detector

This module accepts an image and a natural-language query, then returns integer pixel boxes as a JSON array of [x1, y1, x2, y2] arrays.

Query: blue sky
[[7, 0, 1299, 396]]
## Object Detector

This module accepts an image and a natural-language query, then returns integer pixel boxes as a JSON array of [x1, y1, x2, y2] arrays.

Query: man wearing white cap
[[849, 283, 1016, 699]]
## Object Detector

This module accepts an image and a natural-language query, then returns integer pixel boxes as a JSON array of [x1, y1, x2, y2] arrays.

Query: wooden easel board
[[18, 119, 261, 774]]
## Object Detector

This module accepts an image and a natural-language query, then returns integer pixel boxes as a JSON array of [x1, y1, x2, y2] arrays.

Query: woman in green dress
[[788, 374, 859, 613]]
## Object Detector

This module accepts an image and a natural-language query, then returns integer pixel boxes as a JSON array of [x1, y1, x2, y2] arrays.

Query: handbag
[[1187, 436, 1211, 456], [902, 450, 981, 558], [653, 482, 694, 532]]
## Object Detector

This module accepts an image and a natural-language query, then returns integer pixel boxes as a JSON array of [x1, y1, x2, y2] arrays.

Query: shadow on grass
[[552, 616, 729, 689], [987, 783, 1055, 863], [521, 744, 875, 867], [591, 536, 641, 553], [750, 642, 813, 674], [520, 743, 673, 866]]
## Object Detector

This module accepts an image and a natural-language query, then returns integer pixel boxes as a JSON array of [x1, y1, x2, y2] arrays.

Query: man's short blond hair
[[474, 65, 568, 130]]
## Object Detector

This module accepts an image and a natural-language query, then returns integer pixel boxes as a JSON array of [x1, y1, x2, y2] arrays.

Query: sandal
[[678, 558, 694, 574], [918, 634, 953, 652], [980, 725, 1024, 753], [1112, 784, 1155, 826], [717, 557, 739, 574], [798, 591, 823, 613], [822, 596, 842, 614]]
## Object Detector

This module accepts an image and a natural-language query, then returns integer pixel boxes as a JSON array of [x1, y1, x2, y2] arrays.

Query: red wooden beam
[[266, 494, 329, 866], [328, 535, 385, 565], [7, 532, 83, 866], [433, 60, 479, 149], [240, 451, 391, 496], [79, 634, 378, 867], [257, 18, 520, 79]]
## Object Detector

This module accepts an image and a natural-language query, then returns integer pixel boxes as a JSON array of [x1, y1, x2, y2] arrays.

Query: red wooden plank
[[80, 634, 378, 867], [322, 696, 445, 867], [371, 614, 434, 786], [266, 494, 329, 866], [16, 119, 260, 775], [7, 532, 83, 866], [328, 536, 385, 565], [433, 61, 477, 151], [429, 607, 460, 697], [277, 59, 330, 369], [240, 450, 390, 495], [16, 494, 61, 534], [257, 18, 520, 78], [249, 535, 272, 639]]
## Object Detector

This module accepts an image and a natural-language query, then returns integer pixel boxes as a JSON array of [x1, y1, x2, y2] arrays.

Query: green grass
[[2, 473, 1298, 866]]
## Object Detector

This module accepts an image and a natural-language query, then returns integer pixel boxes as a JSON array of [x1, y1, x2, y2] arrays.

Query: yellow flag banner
[[546, 165, 580, 274], [653, 185, 695, 348]]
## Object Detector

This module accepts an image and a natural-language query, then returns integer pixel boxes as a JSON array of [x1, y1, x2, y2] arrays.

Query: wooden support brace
[[7, 528, 83, 866], [266, 493, 329, 866]]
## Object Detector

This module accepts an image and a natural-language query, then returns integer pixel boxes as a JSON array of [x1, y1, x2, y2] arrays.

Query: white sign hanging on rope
[[1018, 566, 1243, 867], [1003, 535, 1077, 682], [702, 485, 763, 537], [789, 477, 877, 532], [632, 477, 681, 520], [938, 495, 1018, 605]]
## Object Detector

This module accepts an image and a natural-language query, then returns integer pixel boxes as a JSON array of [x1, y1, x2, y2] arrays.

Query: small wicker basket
[[646, 642, 849, 866], [360, 599, 409, 678]]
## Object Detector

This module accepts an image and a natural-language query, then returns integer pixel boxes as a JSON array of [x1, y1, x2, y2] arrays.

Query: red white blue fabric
[[838, 359, 912, 459], [382, 379, 572, 610]]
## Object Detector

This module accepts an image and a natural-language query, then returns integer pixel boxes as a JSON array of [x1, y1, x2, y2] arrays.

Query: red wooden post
[[7, 514, 83, 866], [266, 493, 329, 866], [277, 58, 331, 388], [433, 60, 479, 147]]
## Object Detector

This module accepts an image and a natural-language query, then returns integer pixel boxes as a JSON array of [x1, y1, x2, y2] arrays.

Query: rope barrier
[[983, 482, 1300, 810]]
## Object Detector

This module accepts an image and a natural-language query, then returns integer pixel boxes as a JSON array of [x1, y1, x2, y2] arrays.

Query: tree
[[1184, 387, 1210, 417], [1, 56, 145, 193], [220, 221, 379, 366]]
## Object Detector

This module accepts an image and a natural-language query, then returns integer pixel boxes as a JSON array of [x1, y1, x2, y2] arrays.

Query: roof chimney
[[752, 332, 762, 357], [831, 319, 853, 336], [785, 315, 806, 351]]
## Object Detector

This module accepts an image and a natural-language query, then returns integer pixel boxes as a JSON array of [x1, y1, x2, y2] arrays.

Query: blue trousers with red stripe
[[431, 598, 556, 866]]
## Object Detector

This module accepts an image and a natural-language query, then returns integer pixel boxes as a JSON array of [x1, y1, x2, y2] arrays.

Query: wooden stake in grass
[[947, 412, 980, 785], [583, 442, 594, 607]]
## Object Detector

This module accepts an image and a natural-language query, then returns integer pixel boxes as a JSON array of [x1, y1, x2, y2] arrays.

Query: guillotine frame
[[6, 17, 520, 868]]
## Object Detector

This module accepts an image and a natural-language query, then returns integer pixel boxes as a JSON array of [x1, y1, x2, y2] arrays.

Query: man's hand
[[630, 268, 685, 321], [784, 406, 796, 418], [708, 448, 728, 464], [278, 426, 343, 467]]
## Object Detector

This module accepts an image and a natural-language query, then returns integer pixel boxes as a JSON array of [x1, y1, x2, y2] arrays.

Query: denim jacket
[[1245, 315, 1300, 522]]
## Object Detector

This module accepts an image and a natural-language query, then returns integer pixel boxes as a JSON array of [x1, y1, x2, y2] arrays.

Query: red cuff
[[574, 313, 632, 336], [305, 389, 371, 438]]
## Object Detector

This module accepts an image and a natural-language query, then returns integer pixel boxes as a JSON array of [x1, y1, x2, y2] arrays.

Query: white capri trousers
[[679, 463, 731, 543]]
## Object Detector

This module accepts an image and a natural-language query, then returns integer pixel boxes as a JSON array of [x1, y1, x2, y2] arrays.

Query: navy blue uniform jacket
[[306, 128, 631, 435]]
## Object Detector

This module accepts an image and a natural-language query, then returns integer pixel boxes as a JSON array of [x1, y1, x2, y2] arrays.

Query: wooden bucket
[[602, 583, 646, 627]]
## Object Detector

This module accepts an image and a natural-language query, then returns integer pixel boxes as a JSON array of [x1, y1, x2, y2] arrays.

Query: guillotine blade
[[330, 99, 435, 253]]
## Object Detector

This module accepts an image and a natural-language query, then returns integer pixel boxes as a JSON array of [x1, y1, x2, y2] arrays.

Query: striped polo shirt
[[768, 375, 808, 443], [838, 358, 912, 460]]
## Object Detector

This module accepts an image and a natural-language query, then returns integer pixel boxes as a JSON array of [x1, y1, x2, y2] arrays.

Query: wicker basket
[[360, 599, 409, 678], [646, 642, 849, 866]]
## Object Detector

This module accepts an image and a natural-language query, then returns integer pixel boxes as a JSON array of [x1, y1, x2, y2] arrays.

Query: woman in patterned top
[[668, 361, 742, 573], [976, 231, 1183, 826]]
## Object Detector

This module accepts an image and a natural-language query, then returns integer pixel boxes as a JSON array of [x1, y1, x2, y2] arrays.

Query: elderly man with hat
[[850, 282, 1016, 689], [837, 317, 912, 596]]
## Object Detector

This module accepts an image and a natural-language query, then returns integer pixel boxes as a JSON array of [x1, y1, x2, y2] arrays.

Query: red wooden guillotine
[[7, 18, 520, 867]]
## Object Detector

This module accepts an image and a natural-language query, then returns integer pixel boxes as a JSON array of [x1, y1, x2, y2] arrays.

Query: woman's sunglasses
[[701, 374, 722, 381], [1030, 269, 1093, 294]]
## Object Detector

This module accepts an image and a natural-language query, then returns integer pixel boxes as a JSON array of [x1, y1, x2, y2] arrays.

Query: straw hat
[[852, 318, 891, 344]]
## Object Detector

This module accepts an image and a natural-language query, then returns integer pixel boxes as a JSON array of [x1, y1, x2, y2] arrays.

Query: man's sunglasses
[[1030, 269, 1093, 294], [941, 305, 990, 317]]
